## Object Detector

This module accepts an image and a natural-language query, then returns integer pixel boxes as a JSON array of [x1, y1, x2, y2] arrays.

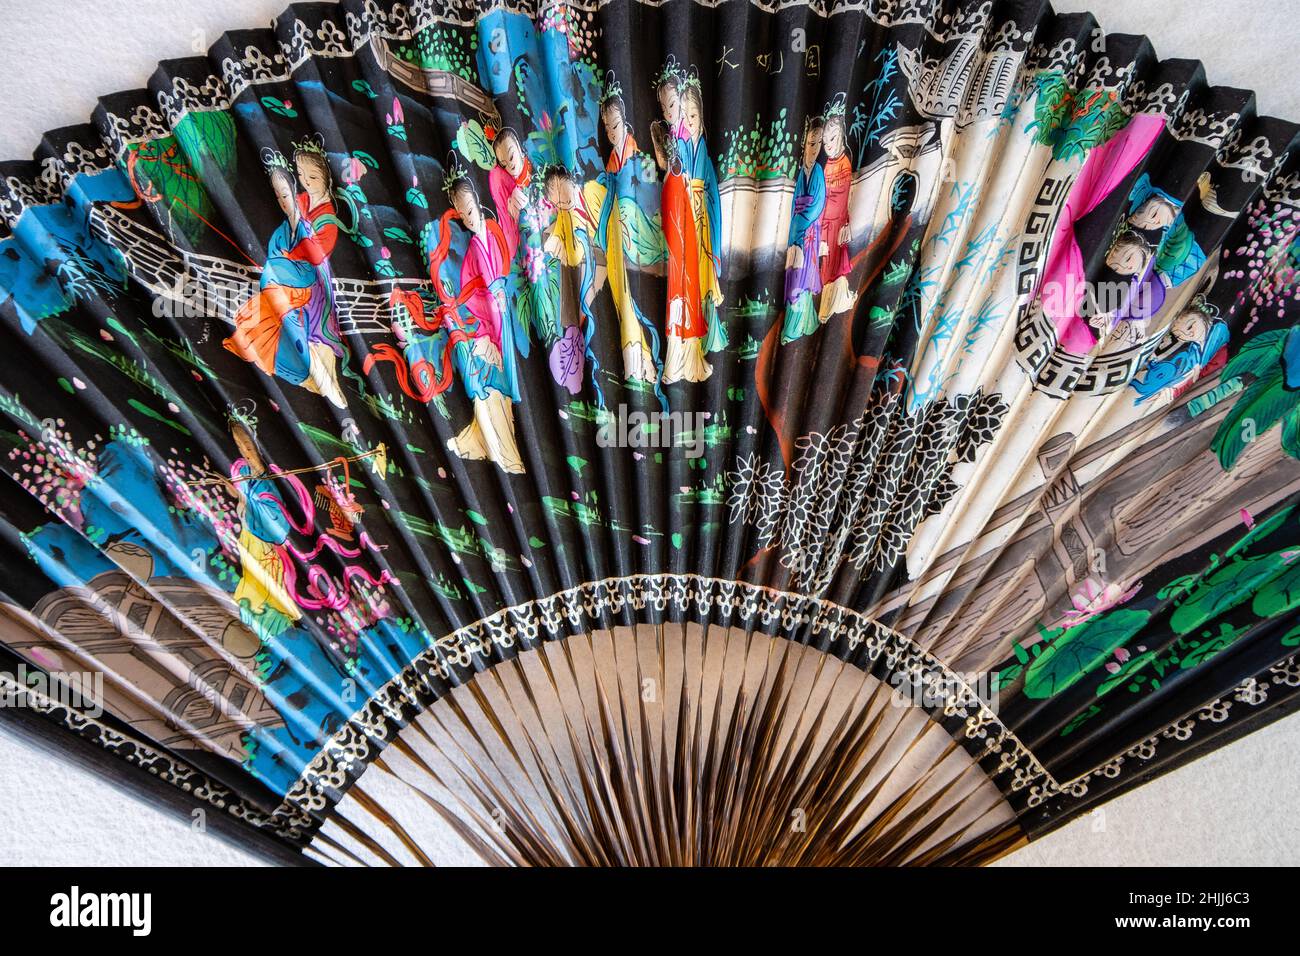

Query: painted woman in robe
[[363, 175, 527, 473], [1093, 230, 1165, 347], [781, 116, 827, 344], [594, 90, 662, 387], [1093, 175, 1209, 351], [1130, 298, 1229, 403], [679, 80, 727, 354], [655, 57, 690, 143], [489, 127, 532, 257], [291, 140, 353, 385], [543, 164, 605, 402], [653, 120, 710, 383], [220, 413, 395, 671], [224, 416, 304, 641], [224, 152, 348, 409], [1126, 173, 1207, 288], [817, 100, 855, 320], [439, 176, 527, 473]]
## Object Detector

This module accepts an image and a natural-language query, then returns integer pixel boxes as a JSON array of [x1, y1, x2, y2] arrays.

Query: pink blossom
[[1060, 577, 1143, 627], [342, 156, 365, 185], [525, 247, 545, 282]]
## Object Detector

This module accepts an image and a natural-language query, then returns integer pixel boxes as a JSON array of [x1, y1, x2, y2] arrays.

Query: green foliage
[[394, 27, 478, 80], [173, 110, 236, 181], [1027, 502, 1300, 713], [127, 110, 236, 245], [456, 119, 496, 170], [721, 109, 795, 181], [1095, 649, 1158, 697], [1211, 329, 1300, 470], [1178, 623, 1249, 671], [1252, 554, 1300, 619], [260, 96, 296, 117], [1169, 551, 1288, 634], [881, 258, 912, 287], [1022, 609, 1150, 700], [1025, 71, 1128, 162], [1060, 704, 1102, 736]]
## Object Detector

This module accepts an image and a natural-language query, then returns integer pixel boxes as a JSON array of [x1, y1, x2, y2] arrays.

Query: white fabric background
[[0, 0, 1296, 866]]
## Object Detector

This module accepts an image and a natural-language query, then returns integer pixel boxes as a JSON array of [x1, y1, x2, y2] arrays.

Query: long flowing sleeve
[[703, 148, 722, 270], [789, 166, 826, 245]]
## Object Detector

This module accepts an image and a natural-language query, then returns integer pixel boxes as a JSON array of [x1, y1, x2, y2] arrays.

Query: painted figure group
[[781, 95, 856, 344], [225, 139, 351, 411], [227, 61, 869, 475]]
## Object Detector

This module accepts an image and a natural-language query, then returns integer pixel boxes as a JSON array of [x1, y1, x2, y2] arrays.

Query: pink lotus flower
[[342, 156, 366, 185], [1060, 577, 1143, 628]]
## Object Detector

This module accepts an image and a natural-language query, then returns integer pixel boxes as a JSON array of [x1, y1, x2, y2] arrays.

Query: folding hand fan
[[2, 0, 1299, 867]]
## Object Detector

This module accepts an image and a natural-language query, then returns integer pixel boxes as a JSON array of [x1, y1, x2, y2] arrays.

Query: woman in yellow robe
[[225, 421, 302, 638], [595, 95, 659, 385]]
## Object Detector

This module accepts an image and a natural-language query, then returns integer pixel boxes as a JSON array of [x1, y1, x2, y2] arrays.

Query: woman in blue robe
[[224, 164, 347, 409], [781, 118, 827, 344], [1131, 304, 1229, 402]]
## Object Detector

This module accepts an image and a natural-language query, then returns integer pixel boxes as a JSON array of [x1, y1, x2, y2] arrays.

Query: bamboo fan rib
[[318, 626, 1018, 866], [0, 0, 1297, 867]]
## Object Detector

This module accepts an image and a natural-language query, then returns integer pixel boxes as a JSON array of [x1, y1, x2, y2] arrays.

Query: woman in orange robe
[[653, 121, 710, 384]]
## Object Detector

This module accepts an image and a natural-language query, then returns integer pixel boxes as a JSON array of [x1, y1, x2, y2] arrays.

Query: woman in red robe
[[653, 121, 710, 384], [818, 111, 856, 320]]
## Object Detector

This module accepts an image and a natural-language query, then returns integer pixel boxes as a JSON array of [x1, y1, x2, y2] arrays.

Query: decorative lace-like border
[[273, 574, 1050, 819], [1, 0, 1279, 229]]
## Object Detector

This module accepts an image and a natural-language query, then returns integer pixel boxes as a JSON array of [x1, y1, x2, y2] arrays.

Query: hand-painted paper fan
[[1, 0, 1299, 867]]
